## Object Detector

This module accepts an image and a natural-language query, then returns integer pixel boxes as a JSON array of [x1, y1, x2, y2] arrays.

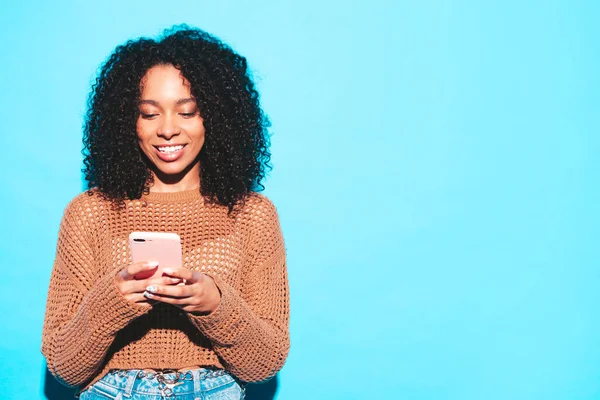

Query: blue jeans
[[78, 368, 245, 399]]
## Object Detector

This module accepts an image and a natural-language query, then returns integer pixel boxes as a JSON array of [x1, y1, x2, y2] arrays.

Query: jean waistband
[[108, 368, 226, 383], [99, 368, 231, 398]]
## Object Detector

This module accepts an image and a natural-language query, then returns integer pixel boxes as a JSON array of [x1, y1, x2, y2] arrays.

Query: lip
[[153, 144, 187, 162]]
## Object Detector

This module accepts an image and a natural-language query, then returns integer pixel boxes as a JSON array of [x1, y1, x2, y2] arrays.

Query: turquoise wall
[[0, 1, 598, 399]]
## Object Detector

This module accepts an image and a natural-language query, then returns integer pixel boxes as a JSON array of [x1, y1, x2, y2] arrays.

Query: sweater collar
[[142, 188, 204, 203]]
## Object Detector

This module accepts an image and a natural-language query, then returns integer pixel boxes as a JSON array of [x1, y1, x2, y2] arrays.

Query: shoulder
[[240, 192, 280, 222], [237, 192, 283, 238], [63, 189, 103, 212], [239, 193, 286, 258], [61, 189, 111, 225]]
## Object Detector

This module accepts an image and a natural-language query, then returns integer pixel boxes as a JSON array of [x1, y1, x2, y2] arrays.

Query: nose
[[157, 114, 180, 140]]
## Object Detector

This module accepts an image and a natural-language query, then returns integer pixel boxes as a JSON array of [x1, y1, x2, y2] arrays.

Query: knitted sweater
[[41, 188, 290, 391]]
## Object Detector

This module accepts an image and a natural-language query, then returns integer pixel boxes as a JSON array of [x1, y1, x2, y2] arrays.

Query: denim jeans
[[78, 368, 245, 400]]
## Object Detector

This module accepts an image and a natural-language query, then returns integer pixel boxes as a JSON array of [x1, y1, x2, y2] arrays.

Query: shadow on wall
[[43, 365, 279, 399], [43, 367, 77, 399], [244, 377, 279, 399]]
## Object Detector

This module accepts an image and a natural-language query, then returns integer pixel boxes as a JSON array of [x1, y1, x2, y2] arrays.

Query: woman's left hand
[[143, 267, 221, 315]]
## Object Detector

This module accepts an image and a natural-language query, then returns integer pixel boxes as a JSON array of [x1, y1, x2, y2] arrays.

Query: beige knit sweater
[[41, 188, 290, 391]]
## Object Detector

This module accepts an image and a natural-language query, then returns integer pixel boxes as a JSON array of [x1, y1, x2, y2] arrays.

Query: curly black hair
[[82, 25, 272, 214]]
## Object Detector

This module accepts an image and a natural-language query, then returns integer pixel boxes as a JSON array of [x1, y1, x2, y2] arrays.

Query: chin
[[157, 166, 188, 176], [154, 159, 197, 175]]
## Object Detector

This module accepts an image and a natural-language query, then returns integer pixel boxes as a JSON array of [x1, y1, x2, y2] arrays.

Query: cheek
[[196, 119, 206, 137], [136, 120, 152, 143], [186, 120, 206, 141]]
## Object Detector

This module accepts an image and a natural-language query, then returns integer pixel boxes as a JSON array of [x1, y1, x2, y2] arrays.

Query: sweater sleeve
[[187, 197, 290, 382], [41, 198, 150, 387]]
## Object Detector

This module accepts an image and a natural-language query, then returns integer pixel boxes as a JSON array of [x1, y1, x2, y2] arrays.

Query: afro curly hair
[[82, 24, 272, 214]]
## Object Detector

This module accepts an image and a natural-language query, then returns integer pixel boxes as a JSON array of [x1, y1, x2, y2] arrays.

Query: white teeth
[[157, 145, 184, 153]]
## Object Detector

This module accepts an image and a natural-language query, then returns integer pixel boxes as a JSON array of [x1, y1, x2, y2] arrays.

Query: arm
[[187, 197, 290, 382], [41, 199, 150, 387]]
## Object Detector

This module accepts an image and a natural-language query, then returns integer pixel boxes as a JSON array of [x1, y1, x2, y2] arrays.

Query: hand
[[142, 267, 222, 315], [115, 261, 183, 306]]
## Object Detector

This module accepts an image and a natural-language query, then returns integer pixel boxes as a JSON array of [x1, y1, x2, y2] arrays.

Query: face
[[136, 64, 205, 184]]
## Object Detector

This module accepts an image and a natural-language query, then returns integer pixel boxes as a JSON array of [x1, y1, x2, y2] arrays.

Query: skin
[[115, 64, 221, 315], [136, 63, 206, 193]]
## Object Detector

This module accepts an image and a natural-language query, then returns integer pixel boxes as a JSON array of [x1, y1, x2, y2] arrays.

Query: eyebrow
[[138, 98, 196, 106]]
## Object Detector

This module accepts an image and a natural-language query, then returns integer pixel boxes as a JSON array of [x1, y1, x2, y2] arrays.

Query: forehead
[[139, 64, 192, 99]]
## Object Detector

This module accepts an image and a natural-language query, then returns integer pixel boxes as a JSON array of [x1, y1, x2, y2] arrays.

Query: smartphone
[[129, 232, 182, 280]]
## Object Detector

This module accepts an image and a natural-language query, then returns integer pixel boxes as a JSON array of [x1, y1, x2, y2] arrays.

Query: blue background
[[0, 1, 599, 399]]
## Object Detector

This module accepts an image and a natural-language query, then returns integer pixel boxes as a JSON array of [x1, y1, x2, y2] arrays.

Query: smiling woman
[[41, 25, 289, 400], [136, 65, 207, 187], [80, 25, 272, 212]]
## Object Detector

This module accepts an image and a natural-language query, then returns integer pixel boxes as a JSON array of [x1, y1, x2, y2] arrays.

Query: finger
[[148, 275, 184, 286], [143, 291, 186, 305], [128, 276, 183, 294], [145, 282, 194, 299], [119, 261, 159, 281], [161, 267, 201, 283], [124, 292, 155, 305]]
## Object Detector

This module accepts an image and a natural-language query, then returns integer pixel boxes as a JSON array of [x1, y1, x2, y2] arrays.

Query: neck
[[149, 163, 201, 193]]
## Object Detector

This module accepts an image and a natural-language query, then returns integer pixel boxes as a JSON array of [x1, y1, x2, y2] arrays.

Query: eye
[[180, 112, 197, 118], [140, 113, 158, 119]]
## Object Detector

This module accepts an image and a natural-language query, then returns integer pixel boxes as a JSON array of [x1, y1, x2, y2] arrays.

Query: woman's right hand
[[115, 261, 181, 306]]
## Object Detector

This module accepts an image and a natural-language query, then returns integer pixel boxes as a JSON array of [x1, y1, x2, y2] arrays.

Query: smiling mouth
[[154, 144, 187, 153]]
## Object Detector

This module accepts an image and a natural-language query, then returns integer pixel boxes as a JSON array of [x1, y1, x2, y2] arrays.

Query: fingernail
[[147, 261, 159, 267], [143, 291, 153, 298], [146, 285, 157, 293], [170, 278, 180, 283]]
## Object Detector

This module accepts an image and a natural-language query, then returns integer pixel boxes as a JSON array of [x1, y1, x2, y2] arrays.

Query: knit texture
[[41, 188, 290, 391]]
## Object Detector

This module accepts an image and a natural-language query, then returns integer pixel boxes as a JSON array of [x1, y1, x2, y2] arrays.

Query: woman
[[41, 25, 290, 400]]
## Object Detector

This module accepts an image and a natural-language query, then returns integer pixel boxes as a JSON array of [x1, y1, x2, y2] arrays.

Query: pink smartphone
[[129, 232, 182, 280]]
